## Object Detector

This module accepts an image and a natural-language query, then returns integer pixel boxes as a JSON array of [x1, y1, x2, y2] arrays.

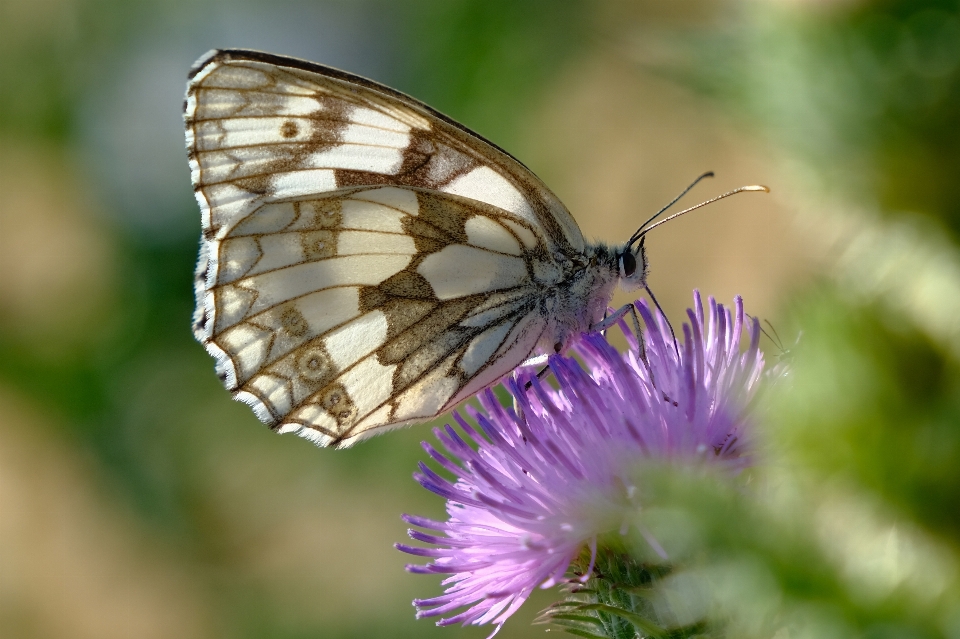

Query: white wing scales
[[185, 49, 584, 446]]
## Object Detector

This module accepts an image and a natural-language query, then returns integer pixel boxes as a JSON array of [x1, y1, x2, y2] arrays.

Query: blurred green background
[[1, 0, 960, 637]]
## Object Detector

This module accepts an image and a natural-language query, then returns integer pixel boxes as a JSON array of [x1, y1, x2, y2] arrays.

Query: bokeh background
[[2, 0, 960, 637]]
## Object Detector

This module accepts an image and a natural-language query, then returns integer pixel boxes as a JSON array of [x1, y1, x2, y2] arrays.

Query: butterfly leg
[[515, 364, 553, 424], [591, 303, 648, 365], [602, 303, 678, 405], [522, 363, 553, 392]]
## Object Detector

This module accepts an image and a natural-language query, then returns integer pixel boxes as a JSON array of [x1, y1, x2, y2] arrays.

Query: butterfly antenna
[[764, 319, 786, 352], [637, 185, 770, 238], [748, 313, 777, 349], [644, 286, 680, 359], [748, 314, 791, 358], [627, 171, 715, 248]]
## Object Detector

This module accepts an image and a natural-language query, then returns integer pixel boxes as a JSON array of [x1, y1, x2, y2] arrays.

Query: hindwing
[[197, 186, 552, 446]]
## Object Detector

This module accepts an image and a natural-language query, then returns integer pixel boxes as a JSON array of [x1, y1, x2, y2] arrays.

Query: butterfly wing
[[185, 49, 583, 446]]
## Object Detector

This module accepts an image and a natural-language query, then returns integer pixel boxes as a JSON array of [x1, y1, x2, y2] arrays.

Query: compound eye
[[619, 251, 637, 278]]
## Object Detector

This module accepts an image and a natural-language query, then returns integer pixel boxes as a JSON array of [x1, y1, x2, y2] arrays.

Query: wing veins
[[196, 147, 411, 187], [239, 303, 523, 434], [197, 85, 507, 174], [196, 84, 398, 117], [336, 311, 529, 442], [216, 252, 420, 285], [230, 286, 531, 384], [195, 50, 528, 166], [459, 291, 534, 324], [438, 315, 549, 414], [195, 140, 409, 157], [213, 283, 369, 334], [191, 114, 415, 136], [227, 227, 409, 240]]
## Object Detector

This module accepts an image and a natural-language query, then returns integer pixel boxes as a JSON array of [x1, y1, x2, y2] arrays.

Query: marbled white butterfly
[[184, 49, 765, 448]]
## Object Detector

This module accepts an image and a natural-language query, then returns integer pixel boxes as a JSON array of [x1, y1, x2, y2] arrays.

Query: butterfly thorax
[[536, 242, 624, 355]]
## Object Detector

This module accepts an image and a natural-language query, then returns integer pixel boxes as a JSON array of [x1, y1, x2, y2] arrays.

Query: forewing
[[198, 186, 551, 447], [184, 48, 584, 251]]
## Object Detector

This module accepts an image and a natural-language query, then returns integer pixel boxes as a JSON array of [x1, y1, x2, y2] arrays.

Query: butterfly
[[184, 49, 764, 448]]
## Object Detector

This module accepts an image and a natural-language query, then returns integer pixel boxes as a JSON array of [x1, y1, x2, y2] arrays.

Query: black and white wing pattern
[[185, 49, 590, 447]]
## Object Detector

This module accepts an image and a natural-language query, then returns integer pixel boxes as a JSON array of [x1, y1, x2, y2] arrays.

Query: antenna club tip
[[744, 185, 770, 193]]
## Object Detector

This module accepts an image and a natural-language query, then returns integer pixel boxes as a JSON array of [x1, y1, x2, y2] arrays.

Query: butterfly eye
[[619, 251, 637, 278]]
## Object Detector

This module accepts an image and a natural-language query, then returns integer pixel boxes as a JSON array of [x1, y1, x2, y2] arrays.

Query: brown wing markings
[[191, 113, 416, 139], [195, 143, 411, 168], [205, 190, 549, 381], [191, 148, 248, 191], [375, 293, 533, 400], [222, 225, 471, 284], [333, 133, 478, 193], [487, 211, 546, 252], [213, 315, 278, 388], [224, 199, 330, 239], [263, 338, 341, 426], [189, 50, 586, 255], [447, 305, 533, 377], [214, 204, 503, 328], [192, 80, 568, 253], [213, 249, 412, 290], [187, 52, 593, 444], [197, 103, 352, 198], [211, 281, 259, 334], [378, 297, 476, 365], [199, 60, 564, 244], [220, 191, 539, 273], [221, 283, 354, 332], [219, 266, 443, 389], [214, 199, 307, 284], [195, 139, 409, 155], [410, 138, 481, 190], [216, 234, 265, 284], [332, 305, 535, 445], [244, 303, 310, 343], [226, 269, 535, 442], [416, 191, 472, 242], [209, 273, 486, 344], [189, 50, 522, 164], [438, 314, 549, 415], [236, 384, 281, 423], [186, 85, 253, 123]]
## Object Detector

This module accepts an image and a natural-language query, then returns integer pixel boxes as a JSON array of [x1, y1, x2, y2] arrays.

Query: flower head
[[397, 291, 767, 635]]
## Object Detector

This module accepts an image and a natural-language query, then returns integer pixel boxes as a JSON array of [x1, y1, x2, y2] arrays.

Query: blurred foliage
[[658, 0, 960, 236], [399, 0, 588, 142], [776, 287, 960, 544]]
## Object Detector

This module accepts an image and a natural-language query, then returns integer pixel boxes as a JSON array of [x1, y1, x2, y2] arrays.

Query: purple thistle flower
[[396, 291, 767, 635]]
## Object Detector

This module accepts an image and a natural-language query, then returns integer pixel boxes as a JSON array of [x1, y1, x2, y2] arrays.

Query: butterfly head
[[616, 236, 648, 291]]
